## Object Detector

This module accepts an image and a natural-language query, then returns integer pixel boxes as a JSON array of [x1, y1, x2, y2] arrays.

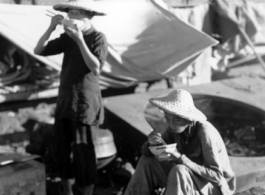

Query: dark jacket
[[40, 27, 108, 125]]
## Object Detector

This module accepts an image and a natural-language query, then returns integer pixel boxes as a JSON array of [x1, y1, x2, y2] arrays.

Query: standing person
[[34, 1, 108, 195], [124, 89, 236, 195]]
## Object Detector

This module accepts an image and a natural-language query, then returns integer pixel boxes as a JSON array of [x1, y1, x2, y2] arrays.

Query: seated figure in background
[[0, 36, 23, 75], [124, 89, 236, 195]]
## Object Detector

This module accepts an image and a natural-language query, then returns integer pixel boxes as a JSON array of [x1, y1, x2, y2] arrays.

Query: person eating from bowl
[[34, 0, 108, 195], [124, 89, 236, 195]]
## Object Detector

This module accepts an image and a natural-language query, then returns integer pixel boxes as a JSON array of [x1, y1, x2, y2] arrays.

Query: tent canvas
[[0, 0, 217, 90]]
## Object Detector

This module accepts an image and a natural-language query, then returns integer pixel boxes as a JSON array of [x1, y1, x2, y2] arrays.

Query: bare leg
[[80, 184, 94, 195], [62, 179, 74, 195]]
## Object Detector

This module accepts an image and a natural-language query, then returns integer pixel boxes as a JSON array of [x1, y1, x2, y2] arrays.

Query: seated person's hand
[[157, 148, 182, 162], [148, 131, 164, 146], [165, 147, 181, 160]]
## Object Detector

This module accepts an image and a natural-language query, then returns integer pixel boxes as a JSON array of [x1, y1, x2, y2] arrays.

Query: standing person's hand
[[50, 15, 64, 30], [64, 24, 83, 42]]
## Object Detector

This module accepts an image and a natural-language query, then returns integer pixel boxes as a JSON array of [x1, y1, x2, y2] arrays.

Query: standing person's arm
[[64, 26, 102, 76], [34, 15, 64, 55], [76, 35, 101, 75]]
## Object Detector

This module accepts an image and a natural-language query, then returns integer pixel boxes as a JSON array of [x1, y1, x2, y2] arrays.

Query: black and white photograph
[[0, 0, 265, 195]]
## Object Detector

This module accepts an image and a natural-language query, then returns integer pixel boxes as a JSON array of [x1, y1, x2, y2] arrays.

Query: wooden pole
[[238, 26, 265, 72]]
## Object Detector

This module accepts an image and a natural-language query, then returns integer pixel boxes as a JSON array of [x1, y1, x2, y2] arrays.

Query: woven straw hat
[[149, 89, 207, 122], [53, 0, 105, 16]]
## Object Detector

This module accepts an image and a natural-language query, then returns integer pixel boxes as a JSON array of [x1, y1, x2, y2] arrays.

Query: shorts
[[52, 118, 97, 187]]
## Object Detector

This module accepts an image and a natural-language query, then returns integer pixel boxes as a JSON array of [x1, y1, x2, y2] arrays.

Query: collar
[[180, 121, 197, 141], [83, 26, 95, 36], [187, 121, 197, 138]]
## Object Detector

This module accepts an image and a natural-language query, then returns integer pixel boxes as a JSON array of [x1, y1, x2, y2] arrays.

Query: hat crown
[[167, 89, 194, 106], [65, 0, 95, 6], [67, 0, 94, 3], [149, 89, 206, 121], [53, 0, 105, 16], [158, 89, 195, 111]]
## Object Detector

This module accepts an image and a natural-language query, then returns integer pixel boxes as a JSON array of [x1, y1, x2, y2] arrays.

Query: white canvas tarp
[[0, 0, 217, 88]]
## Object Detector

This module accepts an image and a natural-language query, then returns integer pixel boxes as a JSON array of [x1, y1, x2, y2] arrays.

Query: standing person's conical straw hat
[[149, 89, 207, 122], [53, 0, 105, 16]]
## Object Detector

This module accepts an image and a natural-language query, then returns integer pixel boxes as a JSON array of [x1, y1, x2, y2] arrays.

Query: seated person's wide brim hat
[[149, 89, 207, 122], [53, 0, 105, 16]]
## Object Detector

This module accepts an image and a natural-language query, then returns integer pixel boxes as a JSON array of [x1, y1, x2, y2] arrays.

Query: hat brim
[[149, 100, 207, 122], [163, 0, 208, 8], [53, 4, 105, 16]]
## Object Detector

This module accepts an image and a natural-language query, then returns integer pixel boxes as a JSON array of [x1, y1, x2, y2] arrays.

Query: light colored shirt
[[142, 121, 236, 195]]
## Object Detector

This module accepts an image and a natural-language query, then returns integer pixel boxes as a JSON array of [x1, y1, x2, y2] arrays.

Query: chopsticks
[[145, 118, 167, 145], [46, 10, 56, 17]]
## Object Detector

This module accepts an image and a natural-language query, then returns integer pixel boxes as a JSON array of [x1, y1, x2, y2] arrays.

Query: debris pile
[[222, 123, 265, 157], [0, 103, 55, 154]]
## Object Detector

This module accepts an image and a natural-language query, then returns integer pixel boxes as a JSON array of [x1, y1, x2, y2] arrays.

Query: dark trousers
[[52, 119, 97, 187]]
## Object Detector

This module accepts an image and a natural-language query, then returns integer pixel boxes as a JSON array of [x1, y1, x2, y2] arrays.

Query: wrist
[[76, 36, 85, 45], [176, 154, 183, 163], [48, 25, 56, 32], [175, 153, 182, 160]]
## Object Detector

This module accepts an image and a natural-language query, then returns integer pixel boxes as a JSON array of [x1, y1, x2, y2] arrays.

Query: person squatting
[[124, 89, 236, 195]]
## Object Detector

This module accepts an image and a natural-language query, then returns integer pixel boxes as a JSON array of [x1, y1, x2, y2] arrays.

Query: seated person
[[0, 36, 20, 75], [124, 89, 235, 195]]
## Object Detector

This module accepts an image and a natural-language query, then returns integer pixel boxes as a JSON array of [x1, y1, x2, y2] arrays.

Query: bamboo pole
[[237, 26, 265, 72]]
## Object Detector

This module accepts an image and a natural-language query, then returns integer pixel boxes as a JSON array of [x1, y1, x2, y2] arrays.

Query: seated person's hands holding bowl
[[148, 130, 165, 146], [148, 131, 180, 161]]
